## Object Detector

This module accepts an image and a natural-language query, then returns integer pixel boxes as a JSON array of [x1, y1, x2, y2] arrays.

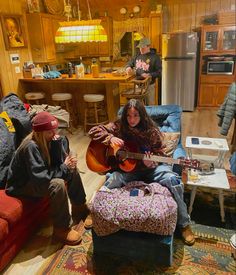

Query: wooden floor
[[3, 107, 235, 274]]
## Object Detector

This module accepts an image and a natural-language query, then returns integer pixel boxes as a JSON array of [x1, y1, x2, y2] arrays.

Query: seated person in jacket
[[125, 37, 161, 105], [6, 112, 91, 246], [88, 99, 195, 245]]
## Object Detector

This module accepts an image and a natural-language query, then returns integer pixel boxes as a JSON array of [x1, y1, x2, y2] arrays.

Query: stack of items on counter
[[23, 62, 61, 79]]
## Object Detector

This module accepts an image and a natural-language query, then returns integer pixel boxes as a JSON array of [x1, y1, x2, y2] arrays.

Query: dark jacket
[[126, 48, 162, 84], [6, 137, 70, 196]]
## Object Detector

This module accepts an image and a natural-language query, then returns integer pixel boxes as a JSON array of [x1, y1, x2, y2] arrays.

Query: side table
[[185, 136, 230, 222], [185, 136, 229, 168], [186, 169, 230, 222]]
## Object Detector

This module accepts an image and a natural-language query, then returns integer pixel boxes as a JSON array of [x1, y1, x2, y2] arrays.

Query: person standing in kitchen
[[125, 37, 162, 105]]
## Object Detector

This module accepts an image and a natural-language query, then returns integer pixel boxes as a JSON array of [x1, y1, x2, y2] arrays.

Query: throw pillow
[[162, 132, 180, 157]]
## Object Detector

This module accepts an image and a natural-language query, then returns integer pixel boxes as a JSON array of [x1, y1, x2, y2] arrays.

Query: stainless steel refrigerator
[[161, 32, 198, 111]]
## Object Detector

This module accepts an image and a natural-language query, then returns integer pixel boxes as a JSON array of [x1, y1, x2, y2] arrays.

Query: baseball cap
[[137, 37, 151, 48], [32, 111, 58, 132]]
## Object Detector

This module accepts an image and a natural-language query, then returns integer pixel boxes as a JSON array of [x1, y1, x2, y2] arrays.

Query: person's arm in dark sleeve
[[25, 143, 70, 186], [126, 56, 136, 69], [149, 55, 162, 80], [88, 121, 120, 145]]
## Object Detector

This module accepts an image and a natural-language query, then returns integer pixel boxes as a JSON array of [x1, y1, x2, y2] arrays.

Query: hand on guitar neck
[[86, 140, 215, 174]]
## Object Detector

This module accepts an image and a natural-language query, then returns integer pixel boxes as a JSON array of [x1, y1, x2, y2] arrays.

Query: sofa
[[0, 93, 49, 272], [92, 104, 186, 266], [0, 192, 49, 272]]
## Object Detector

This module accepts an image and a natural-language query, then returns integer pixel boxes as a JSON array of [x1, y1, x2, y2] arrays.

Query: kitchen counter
[[19, 73, 133, 122], [20, 73, 132, 83]]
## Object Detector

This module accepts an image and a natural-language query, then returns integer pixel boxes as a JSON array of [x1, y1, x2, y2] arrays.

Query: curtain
[[113, 18, 149, 60]]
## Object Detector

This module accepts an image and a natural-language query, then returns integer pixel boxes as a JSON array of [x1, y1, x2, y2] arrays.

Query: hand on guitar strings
[[110, 136, 124, 147], [143, 151, 157, 168]]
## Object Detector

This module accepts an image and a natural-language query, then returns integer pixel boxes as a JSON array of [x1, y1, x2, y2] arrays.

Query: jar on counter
[[91, 58, 99, 78], [75, 63, 84, 78]]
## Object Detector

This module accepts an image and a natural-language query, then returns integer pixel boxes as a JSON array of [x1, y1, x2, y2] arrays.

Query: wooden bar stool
[[121, 76, 152, 105], [51, 92, 77, 131], [83, 94, 108, 133], [25, 92, 45, 105]]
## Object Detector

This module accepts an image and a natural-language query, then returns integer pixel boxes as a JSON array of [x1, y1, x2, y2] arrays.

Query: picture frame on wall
[[0, 14, 27, 50]]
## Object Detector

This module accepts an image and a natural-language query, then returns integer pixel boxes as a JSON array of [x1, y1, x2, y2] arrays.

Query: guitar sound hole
[[107, 155, 117, 167]]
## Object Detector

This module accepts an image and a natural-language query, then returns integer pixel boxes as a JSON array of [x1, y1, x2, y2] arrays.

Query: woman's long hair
[[120, 99, 156, 134], [119, 99, 163, 151], [18, 131, 51, 166]]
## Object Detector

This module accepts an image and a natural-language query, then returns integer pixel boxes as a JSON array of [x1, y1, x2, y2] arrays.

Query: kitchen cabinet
[[198, 24, 236, 107], [99, 16, 113, 56], [26, 13, 63, 63], [149, 12, 162, 54], [198, 75, 234, 107], [201, 25, 236, 54], [74, 16, 113, 57]]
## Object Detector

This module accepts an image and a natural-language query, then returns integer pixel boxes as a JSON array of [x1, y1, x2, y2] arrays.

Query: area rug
[[38, 224, 236, 275]]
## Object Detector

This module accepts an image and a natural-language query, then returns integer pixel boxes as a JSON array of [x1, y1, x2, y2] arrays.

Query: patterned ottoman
[[90, 182, 177, 266]]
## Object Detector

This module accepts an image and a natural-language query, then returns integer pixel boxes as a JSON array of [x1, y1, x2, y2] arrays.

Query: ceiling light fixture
[[55, 0, 107, 43]]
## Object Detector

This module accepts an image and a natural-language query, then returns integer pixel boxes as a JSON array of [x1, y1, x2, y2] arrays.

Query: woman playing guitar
[[88, 99, 195, 246]]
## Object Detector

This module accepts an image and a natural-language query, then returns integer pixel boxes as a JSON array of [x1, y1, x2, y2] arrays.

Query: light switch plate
[[15, 66, 21, 73]]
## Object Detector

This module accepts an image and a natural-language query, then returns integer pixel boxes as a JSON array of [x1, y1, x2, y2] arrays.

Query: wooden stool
[[25, 92, 45, 105], [51, 92, 77, 130], [121, 76, 151, 105], [83, 94, 108, 133]]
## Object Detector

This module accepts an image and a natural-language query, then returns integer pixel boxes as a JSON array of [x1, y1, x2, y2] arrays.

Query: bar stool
[[83, 94, 108, 133], [51, 92, 77, 131], [25, 92, 45, 105], [121, 76, 151, 105]]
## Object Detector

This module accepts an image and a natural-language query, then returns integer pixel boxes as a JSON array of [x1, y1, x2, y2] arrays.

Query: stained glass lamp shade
[[55, 19, 107, 43]]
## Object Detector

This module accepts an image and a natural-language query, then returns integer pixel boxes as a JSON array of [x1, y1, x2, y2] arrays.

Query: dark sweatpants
[[7, 170, 86, 228]]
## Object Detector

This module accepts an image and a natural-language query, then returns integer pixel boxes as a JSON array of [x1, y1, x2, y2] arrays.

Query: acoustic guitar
[[86, 140, 214, 173]]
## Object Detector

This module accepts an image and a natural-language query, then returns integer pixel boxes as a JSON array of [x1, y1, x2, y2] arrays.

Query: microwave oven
[[207, 61, 234, 75]]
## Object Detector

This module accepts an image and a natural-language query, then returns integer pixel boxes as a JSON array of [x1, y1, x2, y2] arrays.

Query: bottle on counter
[[68, 62, 73, 78], [75, 57, 85, 78], [91, 58, 99, 78]]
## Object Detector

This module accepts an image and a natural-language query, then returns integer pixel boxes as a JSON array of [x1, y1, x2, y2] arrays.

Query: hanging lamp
[[55, 0, 107, 43]]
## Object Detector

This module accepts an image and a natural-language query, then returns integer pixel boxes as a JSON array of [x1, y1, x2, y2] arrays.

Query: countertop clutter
[[21, 73, 133, 82]]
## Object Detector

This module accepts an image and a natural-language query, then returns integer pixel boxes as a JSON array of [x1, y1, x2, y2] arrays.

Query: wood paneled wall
[[163, 0, 235, 32], [0, 0, 31, 97], [0, 0, 235, 96]]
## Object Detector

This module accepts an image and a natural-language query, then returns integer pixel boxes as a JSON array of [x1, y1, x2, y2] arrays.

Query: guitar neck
[[121, 151, 181, 165]]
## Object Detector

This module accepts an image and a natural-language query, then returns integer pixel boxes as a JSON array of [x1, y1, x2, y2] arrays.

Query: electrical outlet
[[15, 66, 21, 74]]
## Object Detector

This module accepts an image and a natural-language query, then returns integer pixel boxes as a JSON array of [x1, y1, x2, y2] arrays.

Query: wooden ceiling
[[70, 0, 164, 20]]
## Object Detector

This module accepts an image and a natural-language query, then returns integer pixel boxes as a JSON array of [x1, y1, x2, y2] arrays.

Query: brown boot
[[181, 225, 195, 246], [53, 227, 82, 246], [72, 203, 90, 223], [84, 214, 93, 229]]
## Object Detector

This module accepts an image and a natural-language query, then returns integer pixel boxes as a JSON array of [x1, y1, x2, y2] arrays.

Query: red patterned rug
[[38, 223, 236, 274]]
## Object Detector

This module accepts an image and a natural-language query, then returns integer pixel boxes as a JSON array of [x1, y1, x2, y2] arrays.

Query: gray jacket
[[217, 82, 236, 135]]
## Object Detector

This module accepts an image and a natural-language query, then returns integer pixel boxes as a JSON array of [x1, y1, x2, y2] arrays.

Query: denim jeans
[[105, 164, 191, 228]]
